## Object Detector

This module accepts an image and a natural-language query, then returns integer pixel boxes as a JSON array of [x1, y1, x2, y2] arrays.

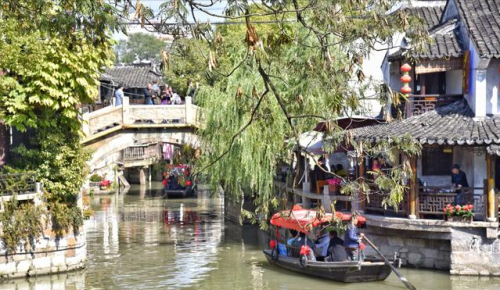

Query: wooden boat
[[264, 205, 398, 283], [263, 249, 393, 283], [162, 185, 195, 198]]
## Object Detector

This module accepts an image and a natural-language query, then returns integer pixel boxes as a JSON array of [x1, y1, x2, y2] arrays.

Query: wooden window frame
[[422, 146, 453, 176]]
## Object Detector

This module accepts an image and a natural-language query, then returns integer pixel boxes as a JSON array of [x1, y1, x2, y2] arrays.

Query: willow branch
[[195, 88, 269, 175]]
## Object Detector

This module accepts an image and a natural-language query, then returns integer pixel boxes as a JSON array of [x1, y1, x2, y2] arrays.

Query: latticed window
[[422, 146, 453, 176]]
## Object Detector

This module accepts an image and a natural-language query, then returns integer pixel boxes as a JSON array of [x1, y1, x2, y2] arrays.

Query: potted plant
[[444, 204, 474, 222], [326, 178, 342, 195], [99, 179, 111, 190]]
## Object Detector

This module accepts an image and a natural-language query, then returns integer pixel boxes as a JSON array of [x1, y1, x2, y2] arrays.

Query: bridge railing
[[122, 143, 161, 162], [81, 96, 199, 141]]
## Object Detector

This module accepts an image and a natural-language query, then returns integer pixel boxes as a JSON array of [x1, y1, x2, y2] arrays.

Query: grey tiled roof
[[389, 4, 463, 60], [350, 100, 500, 145], [412, 5, 444, 30], [413, 20, 463, 59], [100, 66, 162, 88], [455, 0, 500, 59]]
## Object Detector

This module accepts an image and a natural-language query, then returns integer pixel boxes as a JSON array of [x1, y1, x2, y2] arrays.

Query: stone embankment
[[0, 229, 86, 279]]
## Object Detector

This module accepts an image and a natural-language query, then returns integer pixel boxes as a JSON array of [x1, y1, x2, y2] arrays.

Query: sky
[[113, 0, 228, 40]]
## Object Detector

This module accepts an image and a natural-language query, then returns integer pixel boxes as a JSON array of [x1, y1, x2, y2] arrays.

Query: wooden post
[[486, 154, 497, 222], [122, 96, 130, 125], [409, 155, 417, 219], [358, 155, 365, 213]]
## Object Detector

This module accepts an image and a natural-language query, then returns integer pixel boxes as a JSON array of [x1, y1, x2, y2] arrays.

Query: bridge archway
[[85, 128, 200, 173]]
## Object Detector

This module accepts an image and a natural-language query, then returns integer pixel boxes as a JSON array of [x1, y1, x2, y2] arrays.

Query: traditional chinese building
[[342, 0, 500, 276]]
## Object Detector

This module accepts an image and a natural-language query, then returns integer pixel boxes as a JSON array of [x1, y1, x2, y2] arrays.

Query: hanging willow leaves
[[114, 0, 429, 224]]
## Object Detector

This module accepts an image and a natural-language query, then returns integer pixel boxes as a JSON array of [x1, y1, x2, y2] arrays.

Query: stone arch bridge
[[81, 97, 200, 184]]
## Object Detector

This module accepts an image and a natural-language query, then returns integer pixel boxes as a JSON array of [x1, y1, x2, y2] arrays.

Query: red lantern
[[186, 180, 192, 186], [269, 240, 277, 248], [401, 63, 412, 72], [400, 75, 412, 83], [300, 245, 311, 256], [401, 86, 412, 94]]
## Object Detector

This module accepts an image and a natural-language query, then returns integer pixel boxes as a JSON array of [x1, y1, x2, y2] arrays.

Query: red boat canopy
[[270, 205, 366, 233]]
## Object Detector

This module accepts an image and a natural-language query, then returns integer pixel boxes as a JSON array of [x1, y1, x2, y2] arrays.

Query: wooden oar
[[363, 236, 418, 290]]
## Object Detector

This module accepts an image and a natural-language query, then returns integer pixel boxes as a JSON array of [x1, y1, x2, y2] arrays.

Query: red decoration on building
[[401, 86, 412, 94], [401, 63, 412, 72], [400, 63, 412, 97], [400, 75, 412, 83]]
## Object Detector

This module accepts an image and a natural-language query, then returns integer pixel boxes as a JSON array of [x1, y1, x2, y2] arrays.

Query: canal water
[[2, 183, 500, 290]]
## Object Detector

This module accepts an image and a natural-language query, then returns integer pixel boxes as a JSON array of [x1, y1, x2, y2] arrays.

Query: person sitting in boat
[[344, 215, 364, 261], [287, 230, 298, 245], [292, 232, 316, 261], [314, 228, 330, 261], [327, 230, 346, 262]]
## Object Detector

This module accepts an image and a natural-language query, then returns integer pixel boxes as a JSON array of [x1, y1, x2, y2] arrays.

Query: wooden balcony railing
[[364, 185, 487, 220], [405, 94, 463, 117], [365, 189, 409, 217], [0, 173, 37, 195]]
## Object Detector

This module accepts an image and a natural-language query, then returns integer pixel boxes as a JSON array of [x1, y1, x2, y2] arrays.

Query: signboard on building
[[463, 50, 471, 94]]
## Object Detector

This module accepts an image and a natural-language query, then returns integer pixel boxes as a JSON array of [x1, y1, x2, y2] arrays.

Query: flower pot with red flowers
[[326, 178, 342, 195], [99, 179, 111, 190], [444, 203, 474, 222]]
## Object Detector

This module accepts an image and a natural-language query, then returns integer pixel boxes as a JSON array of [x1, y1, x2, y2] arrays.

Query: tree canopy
[[144, 0, 428, 225], [115, 33, 168, 64], [0, 0, 121, 197]]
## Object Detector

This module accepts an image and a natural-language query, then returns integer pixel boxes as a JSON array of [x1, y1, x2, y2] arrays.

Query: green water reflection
[[1, 183, 500, 290]]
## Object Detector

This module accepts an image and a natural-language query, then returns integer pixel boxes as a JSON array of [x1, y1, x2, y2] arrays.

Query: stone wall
[[363, 215, 500, 276], [364, 225, 452, 270], [450, 227, 500, 276], [0, 229, 86, 279]]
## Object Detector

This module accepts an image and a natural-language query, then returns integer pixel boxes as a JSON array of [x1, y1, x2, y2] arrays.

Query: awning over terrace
[[349, 100, 500, 148]]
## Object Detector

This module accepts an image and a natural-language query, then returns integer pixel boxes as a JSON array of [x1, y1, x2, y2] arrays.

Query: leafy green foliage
[[0, 0, 117, 199], [0, 199, 44, 255], [0, 1, 119, 133], [10, 128, 91, 197], [154, 1, 429, 222], [48, 200, 84, 240], [115, 33, 168, 64], [164, 38, 213, 94], [89, 174, 103, 183]]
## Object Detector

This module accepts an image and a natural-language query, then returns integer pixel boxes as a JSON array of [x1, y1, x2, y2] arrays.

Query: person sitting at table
[[451, 164, 469, 205], [314, 157, 329, 181], [336, 164, 347, 178], [312, 157, 329, 192], [371, 158, 382, 176], [379, 155, 392, 174]]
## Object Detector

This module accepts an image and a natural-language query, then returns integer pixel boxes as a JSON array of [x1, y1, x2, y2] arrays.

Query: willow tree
[[0, 1, 121, 198], [124, 0, 427, 224]]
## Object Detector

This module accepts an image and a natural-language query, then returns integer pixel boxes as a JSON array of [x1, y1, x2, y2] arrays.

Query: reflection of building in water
[[0, 272, 86, 290], [88, 195, 121, 258], [164, 201, 224, 287], [108, 194, 225, 288]]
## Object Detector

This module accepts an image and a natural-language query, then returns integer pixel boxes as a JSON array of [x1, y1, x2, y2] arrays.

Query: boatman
[[344, 215, 364, 261]]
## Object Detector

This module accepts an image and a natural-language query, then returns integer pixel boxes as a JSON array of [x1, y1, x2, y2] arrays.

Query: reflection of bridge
[[81, 96, 200, 184]]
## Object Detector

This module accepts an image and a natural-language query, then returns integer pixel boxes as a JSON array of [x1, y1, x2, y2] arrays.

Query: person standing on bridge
[[144, 83, 153, 105], [114, 84, 124, 106]]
